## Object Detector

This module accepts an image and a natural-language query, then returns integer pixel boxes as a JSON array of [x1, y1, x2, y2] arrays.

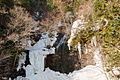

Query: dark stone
[[25, 50, 31, 67], [45, 33, 81, 74], [45, 44, 81, 74]]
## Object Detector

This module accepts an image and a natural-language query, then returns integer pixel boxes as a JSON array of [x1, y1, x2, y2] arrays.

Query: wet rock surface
[[45, 49, 81, 74], [45, 33, 81, 74]]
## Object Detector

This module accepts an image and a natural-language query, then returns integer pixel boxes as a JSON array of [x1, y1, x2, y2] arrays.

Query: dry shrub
[[7, 6, 39, 36], [53, 0, 66, 14], [76, 0, 95, 20], [7, 6, 39, 41]]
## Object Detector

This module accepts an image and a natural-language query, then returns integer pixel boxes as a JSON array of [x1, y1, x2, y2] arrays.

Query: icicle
[[91, 36, 97, 47], [67, 18, 87, 50], [85, 44, 88, 54], [68, 20, 82, 50], [78, 42, 82, 59], [68, 38, 72, 50]]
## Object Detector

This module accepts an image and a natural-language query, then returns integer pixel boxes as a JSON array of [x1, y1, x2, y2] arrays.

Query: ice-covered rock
[[68, 18, 87, 50], [16, 31, 58, 79], [26, 32, 57, 73], [68, 48, 107, 80]]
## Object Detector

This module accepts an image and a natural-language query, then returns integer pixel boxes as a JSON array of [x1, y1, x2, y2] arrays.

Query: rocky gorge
[[0, 0, 120, 80]]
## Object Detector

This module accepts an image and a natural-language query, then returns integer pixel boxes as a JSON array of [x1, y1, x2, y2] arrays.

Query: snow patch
[[68, 65, 107, 80]]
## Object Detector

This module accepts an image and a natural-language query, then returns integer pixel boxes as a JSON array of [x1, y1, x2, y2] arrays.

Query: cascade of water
[[56, 34, 67, 49]]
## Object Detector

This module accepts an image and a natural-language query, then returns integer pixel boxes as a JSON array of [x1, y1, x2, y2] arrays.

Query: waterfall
[[56, 34, 67, 49]]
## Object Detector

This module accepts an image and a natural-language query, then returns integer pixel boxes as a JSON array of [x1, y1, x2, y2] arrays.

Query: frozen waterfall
[[11, 20, 108, 80]]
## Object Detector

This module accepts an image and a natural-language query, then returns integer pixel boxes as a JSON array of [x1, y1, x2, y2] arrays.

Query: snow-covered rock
[[26, 68, 70, 80], [68, 65, 107, 80]]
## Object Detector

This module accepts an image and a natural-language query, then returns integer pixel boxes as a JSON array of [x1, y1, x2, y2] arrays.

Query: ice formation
[[26, 31, 57, 73], [85, 44, 88, 54], [77, 42, 82, 59], [68, 19, 83, 50], [67, 18, 87, 50], [14, 20, 108, 80]]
